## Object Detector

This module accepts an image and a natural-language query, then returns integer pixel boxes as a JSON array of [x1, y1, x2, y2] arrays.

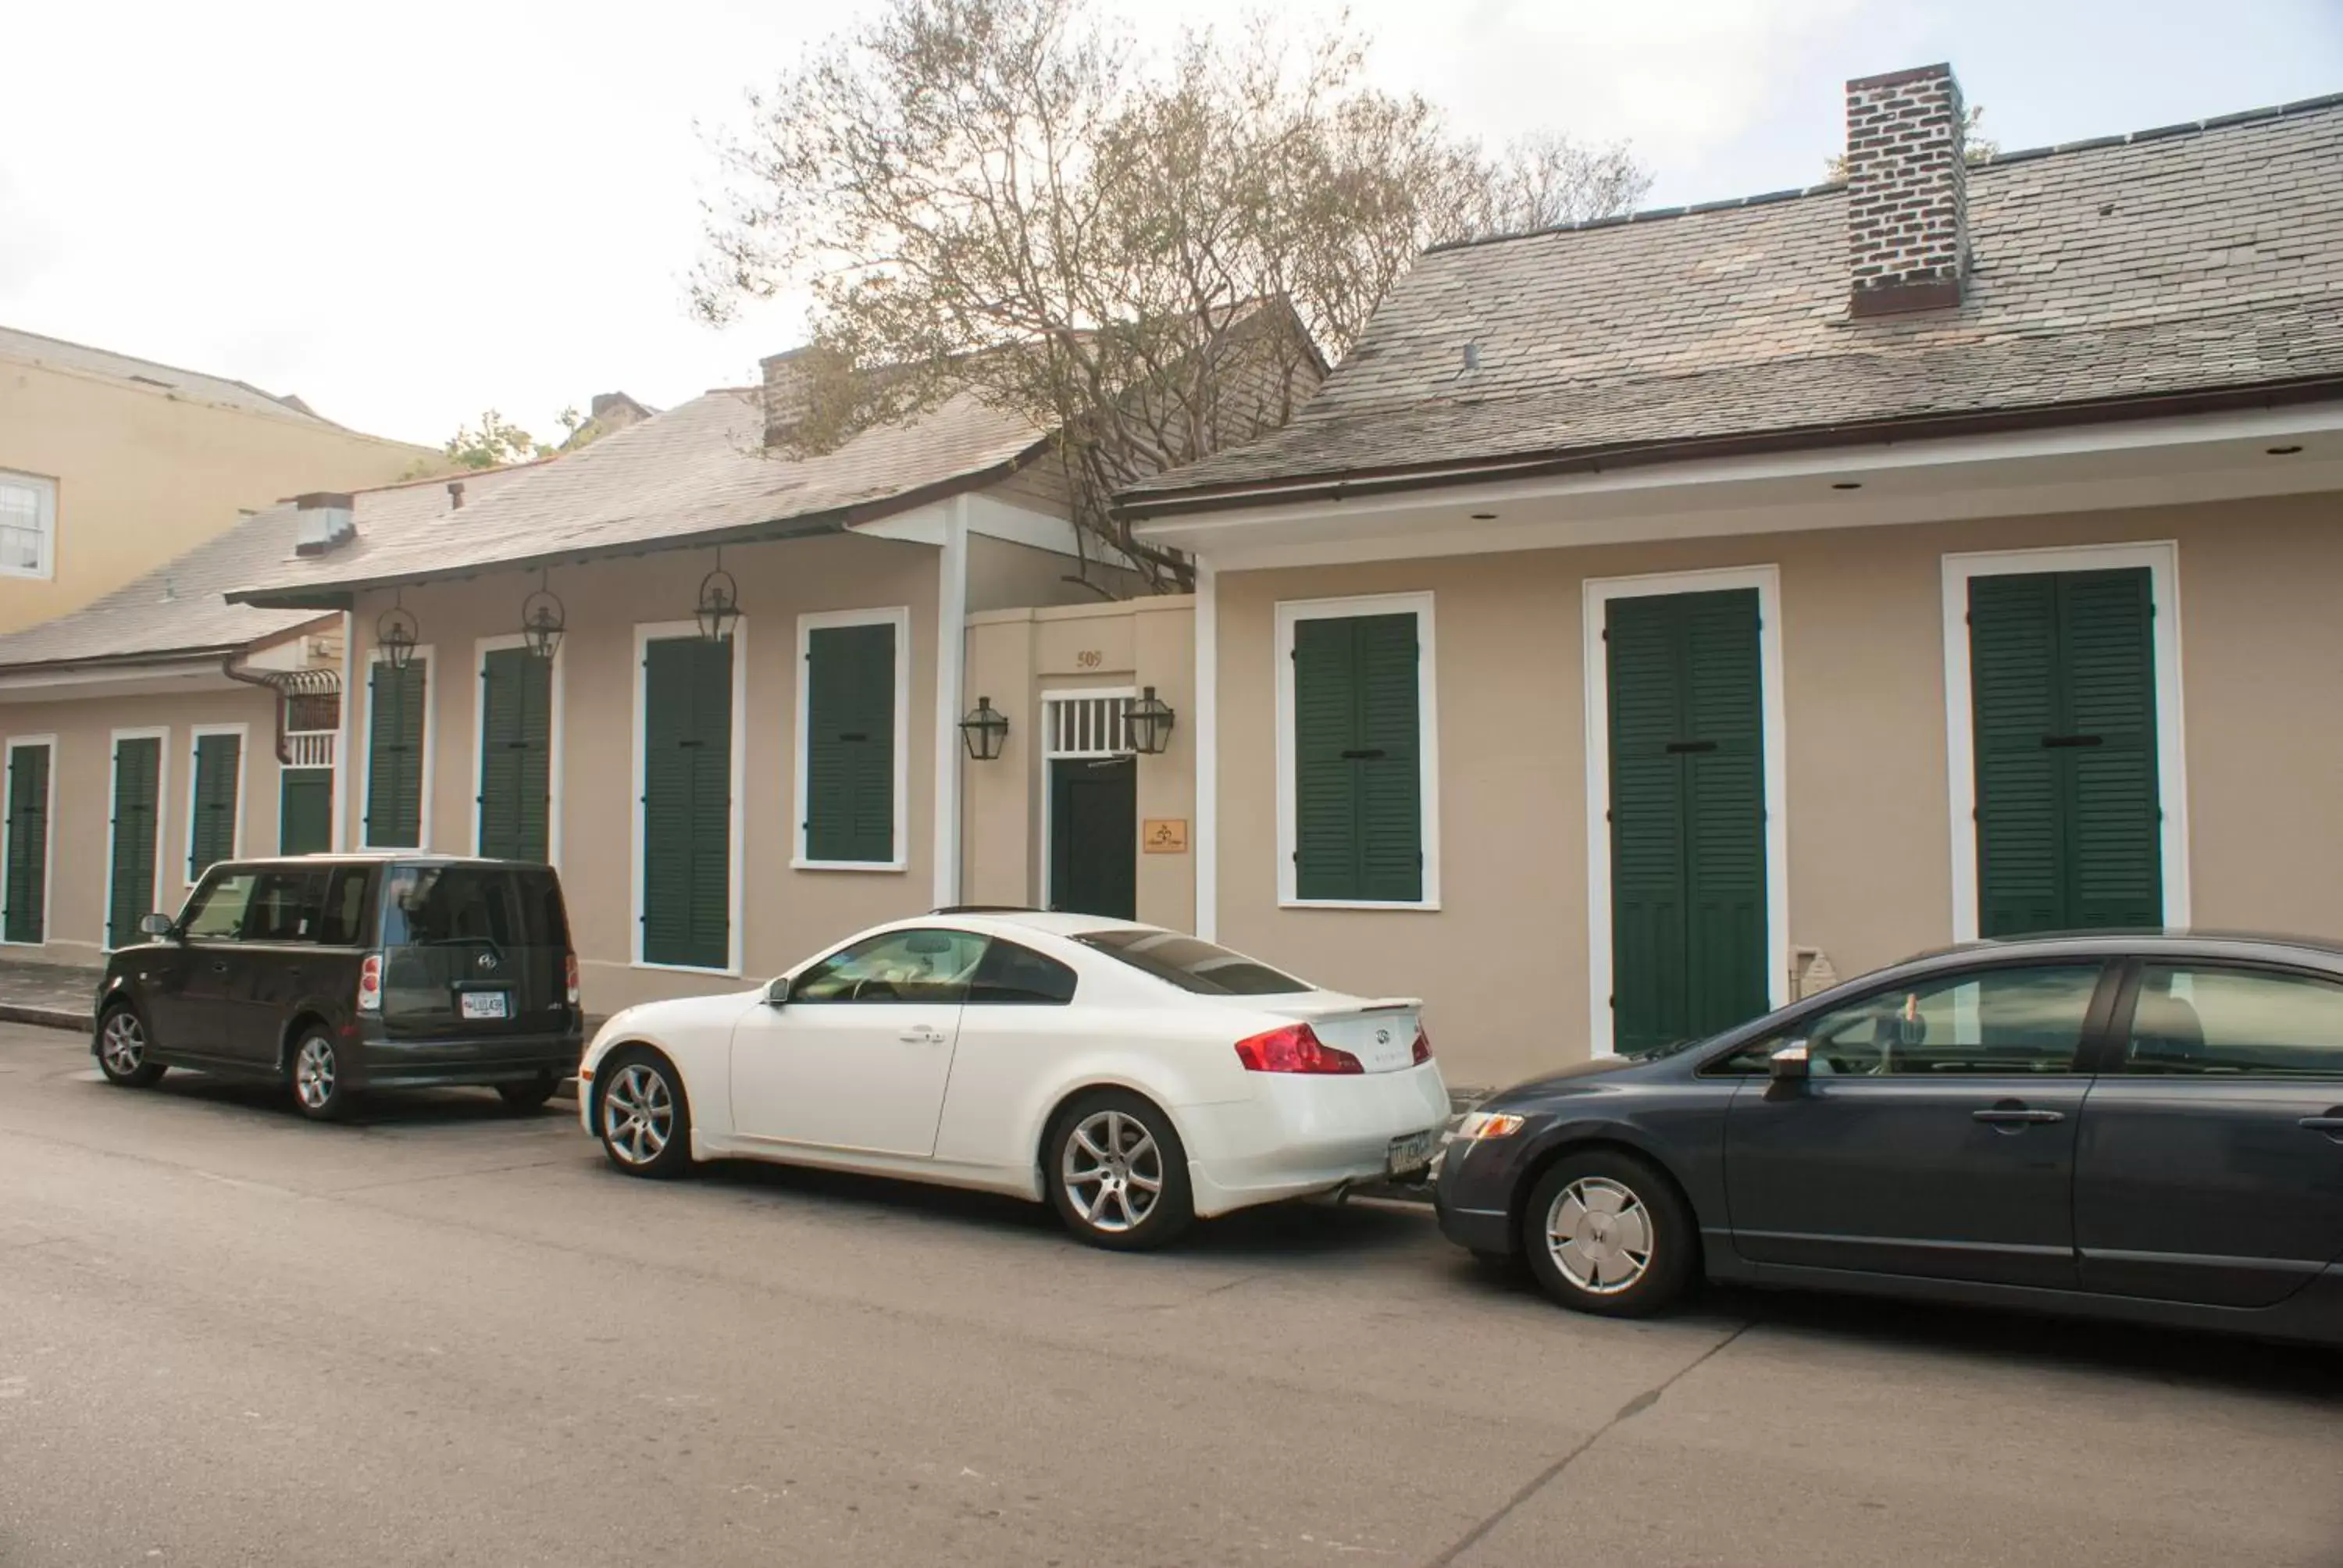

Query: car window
[[965, 939, 1077, 1005], [240, 870, 324, 943], [2124, 965, 2343, 1079], [180, 871, 256, 940], [317, 868, 371, 946], [1072, 929, 1309, 996], [380, 866, 565, 949], [1713, 964, 2103, 1076], [790, 929, 990, 1004]]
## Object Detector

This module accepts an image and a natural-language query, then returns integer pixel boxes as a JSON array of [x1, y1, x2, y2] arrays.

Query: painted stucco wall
[[1210, 492, 2343, 1089], [0, 685, 287, 966], [0, 357, 432, 633]]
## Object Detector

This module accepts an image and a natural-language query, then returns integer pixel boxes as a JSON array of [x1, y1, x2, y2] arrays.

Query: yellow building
[[0, 325, 435, 634]]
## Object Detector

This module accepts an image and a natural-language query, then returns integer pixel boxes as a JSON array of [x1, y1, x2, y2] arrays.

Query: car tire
[[1521, 1150, 1696, 1318], [496, 1074, 558, 1114], [95, 1004, 166, 1089], [1045, 1089, 1195, 1252], [594, 1048, 693, 1179], [289, 1028, 358, 1122]]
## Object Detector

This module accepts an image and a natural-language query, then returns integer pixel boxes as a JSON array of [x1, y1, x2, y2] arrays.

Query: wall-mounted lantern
[[1124, 686, 1175, 755], [959, 697, 1010, 761], [696, 547, 741, 643], [376, 596, 420, 672], [520, 571, 565, 661]]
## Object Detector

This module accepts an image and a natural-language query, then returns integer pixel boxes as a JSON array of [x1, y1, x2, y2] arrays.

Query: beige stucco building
[[0, 326, 434, 634], [1123, 69, 2343, 1089]]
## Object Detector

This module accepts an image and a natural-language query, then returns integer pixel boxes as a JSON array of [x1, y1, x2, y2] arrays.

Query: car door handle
[[1973, 1107, 2065, 1125], [209, 960, 231, 974], [899, 1026, 947, 1044], [2298, 1116, 2343, 1137]]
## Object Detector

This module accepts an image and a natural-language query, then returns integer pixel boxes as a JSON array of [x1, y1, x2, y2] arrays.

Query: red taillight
[[1234, 1023, 1364, 1075], [564, 952, 581, 1007], [356, 953, 382, 1014], [1411, 1024, 1432, 1065]]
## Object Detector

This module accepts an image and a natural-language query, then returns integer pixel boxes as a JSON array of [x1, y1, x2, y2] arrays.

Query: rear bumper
[[350, 1030, 582, 1090], [1182, 1062, 1450, 1218]]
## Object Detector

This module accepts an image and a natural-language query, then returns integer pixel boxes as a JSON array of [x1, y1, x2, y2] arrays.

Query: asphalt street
[[1, 1019, 2338, 1568]]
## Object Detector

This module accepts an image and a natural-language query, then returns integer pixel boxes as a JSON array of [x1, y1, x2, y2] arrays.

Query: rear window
[[1073, 929, 1309, 996], [380, 864, 570, 950]]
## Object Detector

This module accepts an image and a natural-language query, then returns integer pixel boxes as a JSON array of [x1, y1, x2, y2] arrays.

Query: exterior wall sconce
[[376, 596, 420, 672], [1124, 686, 1175, 755], [520, 571, 565, 661], [960, 697, 1009, 761], [696, 547, 741, 643]]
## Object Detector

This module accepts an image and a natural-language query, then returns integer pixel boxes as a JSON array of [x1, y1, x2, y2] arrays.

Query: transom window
[[0, 471, 56, 579]]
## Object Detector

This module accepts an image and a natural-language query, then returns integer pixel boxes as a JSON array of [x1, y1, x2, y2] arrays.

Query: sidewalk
[[0, 959, 99, 1032]]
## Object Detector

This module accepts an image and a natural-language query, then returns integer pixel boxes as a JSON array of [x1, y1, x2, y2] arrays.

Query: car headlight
[[1453, 1110, 1526, 1141]]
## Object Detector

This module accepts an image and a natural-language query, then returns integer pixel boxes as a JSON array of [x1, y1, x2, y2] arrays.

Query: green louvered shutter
[[280, 768, 333, 856], [364, 661, 427, 848], [641, 636, 732, 968], [1607, 590, 1767, 1057], [1293, 613, 1421, 903], [4, 743, 51, 943], [108, 735, 162, 949], [188, 732, 241, 879], [804, 623, 897, 863], [477, 647, 553, 862], [1970, 568, 2161, 937]]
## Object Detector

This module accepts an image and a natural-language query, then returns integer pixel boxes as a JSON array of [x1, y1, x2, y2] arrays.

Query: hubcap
[[1546, 1177, 1654, 1295], [1061, 1110, 1163, 1233], [100, 1013, 144, 1076], [294, 1038, 336, 1110], [602, 1064, 673, 1167]]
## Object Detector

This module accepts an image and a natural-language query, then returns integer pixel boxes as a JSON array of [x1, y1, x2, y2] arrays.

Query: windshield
[[1073, 929, 1311, 996]]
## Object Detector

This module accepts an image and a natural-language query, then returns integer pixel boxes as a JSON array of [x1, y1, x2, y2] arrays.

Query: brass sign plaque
[[1142, 818, 1189, 854]]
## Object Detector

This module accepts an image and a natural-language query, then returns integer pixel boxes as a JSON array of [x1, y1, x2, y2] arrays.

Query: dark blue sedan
[[1435, 932, 2343, 1345]]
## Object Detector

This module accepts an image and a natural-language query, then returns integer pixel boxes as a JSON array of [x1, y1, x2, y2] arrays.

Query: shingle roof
[[230, 385, 1048, 605], [0, 323, 377, 433], [0, 469, 530, 673], [1122, 94, 2343, 507]]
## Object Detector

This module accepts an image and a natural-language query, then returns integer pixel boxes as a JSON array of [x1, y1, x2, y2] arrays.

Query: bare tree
[[695, 0, 1649, 592]]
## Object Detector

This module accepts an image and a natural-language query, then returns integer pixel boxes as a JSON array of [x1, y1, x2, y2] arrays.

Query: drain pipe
[[223, 652, 294, 764]]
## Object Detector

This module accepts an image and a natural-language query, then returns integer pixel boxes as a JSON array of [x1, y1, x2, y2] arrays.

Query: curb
[[0, 1005, 91, 1033]]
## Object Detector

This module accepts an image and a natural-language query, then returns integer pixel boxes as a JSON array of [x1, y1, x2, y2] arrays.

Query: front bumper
[[1432, 1128, 1525, 1255], [350, 1029, 582, 1091], [1182, 1062, 1450, 1218]]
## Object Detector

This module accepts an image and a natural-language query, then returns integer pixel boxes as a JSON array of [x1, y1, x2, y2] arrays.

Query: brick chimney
[[1844, 63, 1969, 317], [760, 347, 811, 449]]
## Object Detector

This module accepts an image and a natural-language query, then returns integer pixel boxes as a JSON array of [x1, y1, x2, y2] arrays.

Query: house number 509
[[1075, 650, 1103, 668]]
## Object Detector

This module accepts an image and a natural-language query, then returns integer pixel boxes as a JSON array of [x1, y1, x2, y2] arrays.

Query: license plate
[[459, 991, 510, 1021], [1386, 1130, 1435, 1177]]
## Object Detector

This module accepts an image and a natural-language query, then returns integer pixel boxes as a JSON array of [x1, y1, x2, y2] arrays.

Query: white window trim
[[1039, 685, 1139, 912], [470, 634, 565, 868], [793, 606, 912, 873], [0, 469, 57, 582], [102, 725, 172, 953], [0, 734, 58, 947], [1941, 541, 2190, 943], [630, 618, 748, 977], [1272, 591, 1442, 911], [184, 722, 249, 886], [1582, 565, 1791, 1059], [357, 644, 437, 852]]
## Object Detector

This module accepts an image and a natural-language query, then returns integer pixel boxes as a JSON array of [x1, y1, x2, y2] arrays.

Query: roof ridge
[[0, 322, 319, 417], [1427, 87, 2343, 257]]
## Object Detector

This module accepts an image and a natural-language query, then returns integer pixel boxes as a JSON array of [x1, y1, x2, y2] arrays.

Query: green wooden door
[[1293, 613, 1422, 902], [803, 622, 896, 862], [1969, 568, 2162, 937], [364, 660, 427, 848], [1607, 590, 1768, 1056], [478, 647, 553, 862], [3, 743, 51, 943], [188, 732, 241, 880], [1050, 756, 1137, 919], [108, 735, 162, 949], [641, 636, 733, 968], [280, 768, 333, 856]]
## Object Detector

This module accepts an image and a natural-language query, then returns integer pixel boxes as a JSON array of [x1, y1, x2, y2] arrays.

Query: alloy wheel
[[602, 1064, 674, 1168], [294, 1038, 337, 1111], [99, 1011, 146, 1078], [1061, 1109, 1164, 1234], [1545, 1176, 1655, 1295]]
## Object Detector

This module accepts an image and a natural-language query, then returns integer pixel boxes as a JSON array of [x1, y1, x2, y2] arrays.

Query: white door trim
[[103, 725, 172, 952], [185, 722, 250, 885], [1038, 686, 1138, 912], [1271, 590, 1442, 911], [1582, 565, 1790, 1059], [793, 605, 914, 873], [1940, 540, 2188, 943], [470, 633, 565, 868], [1, 733, 58, 947], [357, 644, 437, 850], [630, 619, 749, 977]]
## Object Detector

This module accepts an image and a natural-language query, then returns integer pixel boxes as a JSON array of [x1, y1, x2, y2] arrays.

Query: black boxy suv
[[93, 854, 583, 1121]]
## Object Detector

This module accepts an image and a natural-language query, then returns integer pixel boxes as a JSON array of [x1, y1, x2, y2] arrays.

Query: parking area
[[0, 1018, 2337, 1567]]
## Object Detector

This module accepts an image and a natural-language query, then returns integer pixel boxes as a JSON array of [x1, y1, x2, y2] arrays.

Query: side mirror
[[137, 913, 177, 941], [764, 976, 790, 1008], [1769, 1041, 1811, 1082]]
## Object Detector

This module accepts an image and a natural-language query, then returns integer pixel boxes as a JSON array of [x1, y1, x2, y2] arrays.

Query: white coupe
[[576, 911, 1450, 1248]]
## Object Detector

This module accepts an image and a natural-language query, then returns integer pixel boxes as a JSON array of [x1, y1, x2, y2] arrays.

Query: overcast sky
[[4, 0, 2336, 448]]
